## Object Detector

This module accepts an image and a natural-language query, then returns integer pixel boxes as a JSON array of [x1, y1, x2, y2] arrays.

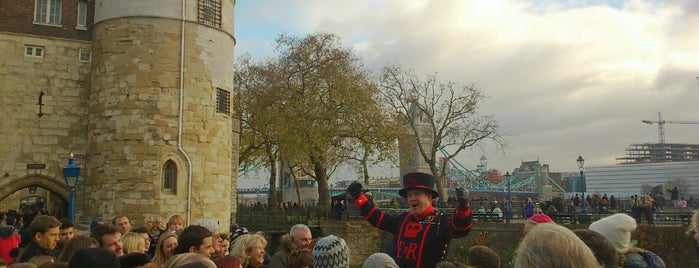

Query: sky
[[233, 0, 699, 186]]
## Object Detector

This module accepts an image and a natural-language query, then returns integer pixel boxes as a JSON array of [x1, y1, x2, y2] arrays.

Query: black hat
[[119, 252, 151, 268], [68, 248, 120, 268], [399, 172, 439, 198]]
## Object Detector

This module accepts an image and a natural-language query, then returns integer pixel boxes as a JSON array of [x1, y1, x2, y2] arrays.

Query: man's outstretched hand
[[347, 181, 363, 201], [456, 187, 470, 210]]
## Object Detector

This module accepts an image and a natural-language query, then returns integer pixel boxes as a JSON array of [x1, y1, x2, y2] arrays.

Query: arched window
[[163, 160, 177, 192]]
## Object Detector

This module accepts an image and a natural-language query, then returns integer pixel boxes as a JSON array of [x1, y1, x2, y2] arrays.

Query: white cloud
[[235, 0, 699, 178]]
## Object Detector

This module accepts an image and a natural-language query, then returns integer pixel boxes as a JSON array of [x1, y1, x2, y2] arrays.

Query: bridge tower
[[399, 97, 433, 177], [87, 0, 237, 226]]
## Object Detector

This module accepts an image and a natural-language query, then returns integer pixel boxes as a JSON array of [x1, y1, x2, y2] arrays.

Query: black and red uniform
[[353, 194, 472, 268]]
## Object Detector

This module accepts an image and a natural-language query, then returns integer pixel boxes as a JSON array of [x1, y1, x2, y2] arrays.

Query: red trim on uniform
[[415, 220, 432, 268], [455, 205, 471, 217], [354, 194, 368, 207], [451, 222, 472, 232], [396, 214, 412, 261], [375, 212, 384, 228], [365, 206, 378, 220]]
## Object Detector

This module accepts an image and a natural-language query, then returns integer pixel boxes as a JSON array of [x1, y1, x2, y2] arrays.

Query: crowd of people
[[0, 175, 697, 268]]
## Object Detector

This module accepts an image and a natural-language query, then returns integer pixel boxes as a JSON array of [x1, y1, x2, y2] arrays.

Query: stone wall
[[320, 220, 698, 267], [87, 13, 236, 226], [0, 32, 91, 211]]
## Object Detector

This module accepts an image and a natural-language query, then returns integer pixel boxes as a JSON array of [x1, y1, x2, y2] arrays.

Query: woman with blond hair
[[143, 214, 166, 258], [152, 232, 178, 267], [122, 232, 148, 254], [230, 234, 266, 268], [514, 223, 602, 268]]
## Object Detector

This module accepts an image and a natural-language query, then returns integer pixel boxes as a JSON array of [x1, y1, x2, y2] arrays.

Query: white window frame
[[76, 1, 87, 30], [79, 49, 91, 63], [25, 46, 45, 58], [34, 0, 62, 26]]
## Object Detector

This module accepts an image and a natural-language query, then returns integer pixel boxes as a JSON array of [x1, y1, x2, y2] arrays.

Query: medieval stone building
[[0, 0, 238, 227]]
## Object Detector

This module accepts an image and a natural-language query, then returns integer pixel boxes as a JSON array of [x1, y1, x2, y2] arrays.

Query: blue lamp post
[[577, 155, 587, 214], [505, 172, 512, 222], [62, 154, 80, 222]]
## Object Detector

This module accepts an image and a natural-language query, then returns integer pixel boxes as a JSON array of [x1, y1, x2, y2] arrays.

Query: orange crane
[[642, 111, 699, 144]]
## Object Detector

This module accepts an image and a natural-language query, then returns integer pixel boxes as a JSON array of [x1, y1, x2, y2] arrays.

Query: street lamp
[[62, 154, 81, 222], [577, 155, 586, 214], [505, 172, 512, 223], [28, 185, 38, 194]]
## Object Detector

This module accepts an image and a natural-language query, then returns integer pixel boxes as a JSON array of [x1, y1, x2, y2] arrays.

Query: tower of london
[[0, 0, 238, 227]]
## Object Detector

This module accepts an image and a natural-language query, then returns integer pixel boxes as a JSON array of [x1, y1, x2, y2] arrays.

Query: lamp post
[[577, 155, 586, 214], [505, 172, 512, 223], [62, 154, 81, 222]]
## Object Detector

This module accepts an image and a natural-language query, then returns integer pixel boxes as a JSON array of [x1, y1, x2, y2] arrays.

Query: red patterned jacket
[[353, 194, 472, 268]]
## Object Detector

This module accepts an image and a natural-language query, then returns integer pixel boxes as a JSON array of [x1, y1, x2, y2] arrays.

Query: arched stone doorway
[[0, 174, 70, 217]]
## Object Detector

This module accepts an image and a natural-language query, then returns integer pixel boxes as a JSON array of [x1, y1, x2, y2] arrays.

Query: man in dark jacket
[[268, 224, 312, 268], [17, 215, 61, 262]]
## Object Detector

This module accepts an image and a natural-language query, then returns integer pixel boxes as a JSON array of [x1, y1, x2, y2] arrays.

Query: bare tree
[[380, 66, 503, 203]]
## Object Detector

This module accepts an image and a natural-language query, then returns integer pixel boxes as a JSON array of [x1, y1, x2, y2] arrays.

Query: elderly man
[[268, 224, 313, 268], [347, 172, 473, 268]]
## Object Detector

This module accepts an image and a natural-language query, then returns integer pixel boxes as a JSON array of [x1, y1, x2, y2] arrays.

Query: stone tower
[[87, 0, 237, 226], [399, 97, 433, 177]]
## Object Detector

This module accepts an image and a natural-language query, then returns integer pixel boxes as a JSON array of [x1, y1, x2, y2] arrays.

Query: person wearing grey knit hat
[[312, 235, 350, 268], [363, 252, 398, 268]]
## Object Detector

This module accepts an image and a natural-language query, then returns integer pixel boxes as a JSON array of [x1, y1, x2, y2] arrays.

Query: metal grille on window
[[216, 88, 230, 115], [198, 0, 221, 28]]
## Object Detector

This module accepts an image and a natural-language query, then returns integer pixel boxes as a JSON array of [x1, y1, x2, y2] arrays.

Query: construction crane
[[642, 111, 699, 144]]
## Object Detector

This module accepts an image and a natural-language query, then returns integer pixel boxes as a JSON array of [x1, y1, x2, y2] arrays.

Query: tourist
[[152, 232, 178, 267], [90, 224, 124, 257], [121, 232, 148, 255], [175, 225, 215, 258], [573, 229, 619, 268], [18, 215, 61, 262], [230, 234, 267, 268], [268, 224, 313, 268], [312, 235, 349, 268], [514, 223, 601, 267], [57, 235, 98, 263], [589, 213, 666, 267], [467, 245, 500, 268], [113, 214, 132, 235], [57, 219, 75, 250]]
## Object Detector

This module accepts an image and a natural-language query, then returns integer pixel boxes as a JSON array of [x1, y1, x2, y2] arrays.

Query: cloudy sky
[[234, 0, 699, 184]]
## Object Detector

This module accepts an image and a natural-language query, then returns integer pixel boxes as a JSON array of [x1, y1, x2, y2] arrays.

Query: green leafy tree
[[237, 33, 394, 213], [234, 55, 286, 208]]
